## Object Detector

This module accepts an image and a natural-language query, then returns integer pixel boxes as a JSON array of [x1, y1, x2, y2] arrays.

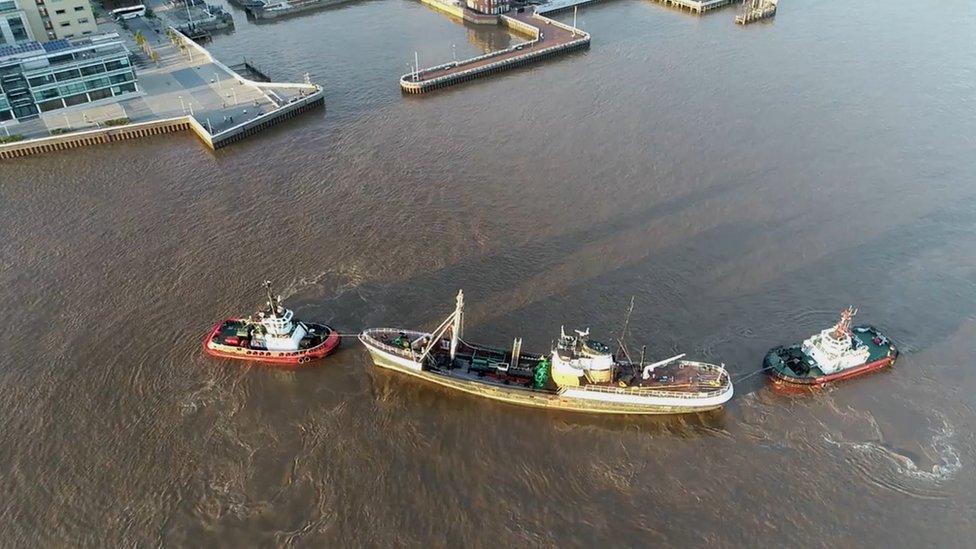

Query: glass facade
[[0, 36, 138, 121]]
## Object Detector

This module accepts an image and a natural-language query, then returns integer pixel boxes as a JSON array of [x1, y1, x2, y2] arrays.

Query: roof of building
[[42, 39, 74, 54], [0, 42, 44, 60]]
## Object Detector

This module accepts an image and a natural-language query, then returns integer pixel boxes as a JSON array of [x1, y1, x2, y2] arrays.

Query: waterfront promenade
[[400, 7, 589, 94], [0, 16, 322, 158]]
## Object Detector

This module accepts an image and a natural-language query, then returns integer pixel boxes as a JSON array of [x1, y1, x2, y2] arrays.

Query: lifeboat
[[204, 281, 340, 365]]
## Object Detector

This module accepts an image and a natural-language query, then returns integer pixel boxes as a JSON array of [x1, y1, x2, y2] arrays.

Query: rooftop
[[0, 34, 127, 64]]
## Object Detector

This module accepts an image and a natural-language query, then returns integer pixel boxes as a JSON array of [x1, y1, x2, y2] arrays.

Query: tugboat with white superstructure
[[358, 291, 734, 415], [764, 307, 897, 387], [205, 281, 340, 365]]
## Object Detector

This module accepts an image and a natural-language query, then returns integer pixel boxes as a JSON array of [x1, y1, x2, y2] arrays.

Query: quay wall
[[419, 0, 464, 18], [418, 0, 498, 24], [400, 13, 589, 94], [0, 117, 192, 159]]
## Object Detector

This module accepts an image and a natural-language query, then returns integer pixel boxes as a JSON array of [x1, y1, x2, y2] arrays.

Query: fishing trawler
[[358, 291, 734, 414], [204, 281, 340, 365], [764, 307, 897, 386]]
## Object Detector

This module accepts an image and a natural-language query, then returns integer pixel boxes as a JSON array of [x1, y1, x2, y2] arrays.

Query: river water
[[1, 0, 975, 545]]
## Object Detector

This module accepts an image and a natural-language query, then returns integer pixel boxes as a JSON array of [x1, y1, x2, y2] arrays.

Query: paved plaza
[[3, 15, 290, 140]]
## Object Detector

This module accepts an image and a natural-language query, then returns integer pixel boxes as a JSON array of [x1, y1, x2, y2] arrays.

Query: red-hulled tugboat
[[204, 281, 340, 365], [764, 307, 897, 387]]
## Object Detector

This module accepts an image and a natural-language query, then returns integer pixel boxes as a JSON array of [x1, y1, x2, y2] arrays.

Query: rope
[[732, 365, 772, 382]]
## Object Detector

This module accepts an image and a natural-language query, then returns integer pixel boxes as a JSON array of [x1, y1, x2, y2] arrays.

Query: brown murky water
[[1, 0, 975, 545]]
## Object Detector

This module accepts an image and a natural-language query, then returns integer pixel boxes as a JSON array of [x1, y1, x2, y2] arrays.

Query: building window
[[108, 71, 133, 84], [37, 98, 65, 112], [62, 92, 88, 106], [112, 82, 136, 95], [7, 15, 29, 41], [80, 64, 104, 76], [88, 87, 112, 101], [54, 8, 64, 13], [58, 81, 85, 95], [28, 74, 56, 86], [54, 68, 81, 81], [73, 5, 83, 9], [84, 76, 109, 90], [77, 17, 88, 23], [33, 87, 60, 100], [104, 58, 129, 71]]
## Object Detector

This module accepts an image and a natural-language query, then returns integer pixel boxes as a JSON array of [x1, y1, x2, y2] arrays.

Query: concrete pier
[[650, 0, 735, 14], [400, 9, 590, 94]]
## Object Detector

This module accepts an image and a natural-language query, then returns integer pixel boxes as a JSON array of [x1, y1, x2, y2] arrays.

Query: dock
[[735, 0, 777, 24], [650, 0, 736, 14], [245, 0, 356, 20], [400, 8, 589, 94]]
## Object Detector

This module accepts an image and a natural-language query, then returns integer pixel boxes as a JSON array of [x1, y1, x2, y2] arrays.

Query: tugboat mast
[[264, 280, 279, 318]]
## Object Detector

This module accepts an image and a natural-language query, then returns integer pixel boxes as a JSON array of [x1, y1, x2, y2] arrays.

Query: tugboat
[[359, 291, 733, 414], [764, 307, 897, 386], [204, 281, 340, 365]]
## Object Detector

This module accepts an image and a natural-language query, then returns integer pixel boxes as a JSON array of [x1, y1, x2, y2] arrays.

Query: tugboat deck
[[765, 324, 896, 383]]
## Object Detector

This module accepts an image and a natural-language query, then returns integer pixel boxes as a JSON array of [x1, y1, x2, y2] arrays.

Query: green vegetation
[[104, 117, 131, 127], [0, 134, 24, 144], [50, 127, 75, 135]]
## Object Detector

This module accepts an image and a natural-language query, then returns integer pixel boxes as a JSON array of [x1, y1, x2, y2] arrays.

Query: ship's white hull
[[360, 334, 732, 415]]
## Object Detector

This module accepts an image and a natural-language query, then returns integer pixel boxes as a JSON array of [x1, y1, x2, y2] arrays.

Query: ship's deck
[[367, 330, 728, 395]]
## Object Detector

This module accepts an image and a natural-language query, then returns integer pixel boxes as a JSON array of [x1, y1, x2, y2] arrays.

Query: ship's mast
[[450, 290, 464, 360], [264, 280, 279, 318], [831, 306, 856, 338], [615, 296, 636, 357]]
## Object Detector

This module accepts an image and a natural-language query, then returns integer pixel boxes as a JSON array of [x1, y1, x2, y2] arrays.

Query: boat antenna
[[264, 280, 278, 318], [615, 296, 636, 357]]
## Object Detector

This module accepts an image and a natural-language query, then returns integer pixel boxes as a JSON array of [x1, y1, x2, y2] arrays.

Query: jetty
[[400, 7, 589, 94], [735, 0, 777, 24], [245, 0, 356, 20], [650, 0, 735, 14]]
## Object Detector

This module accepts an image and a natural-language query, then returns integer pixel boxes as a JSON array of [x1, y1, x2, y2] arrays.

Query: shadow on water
[[310, 190, 976, 409], [300, 175, 744, 323]]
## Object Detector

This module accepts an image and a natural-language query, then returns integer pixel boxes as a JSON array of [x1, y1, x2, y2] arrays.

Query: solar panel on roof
[[42, 39, 72, 53], [0, 42, 44, 59]]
